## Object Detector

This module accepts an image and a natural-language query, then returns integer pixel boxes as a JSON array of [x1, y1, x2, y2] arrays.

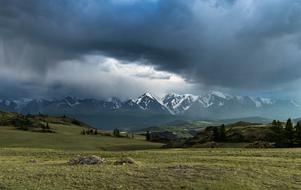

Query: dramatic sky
[[1, 0, 301, 100]]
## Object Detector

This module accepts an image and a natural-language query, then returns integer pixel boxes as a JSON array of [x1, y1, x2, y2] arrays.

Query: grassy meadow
[[1, 148, 301, 189], [0, 124, 162, 151], [0, 122, 301, 189]]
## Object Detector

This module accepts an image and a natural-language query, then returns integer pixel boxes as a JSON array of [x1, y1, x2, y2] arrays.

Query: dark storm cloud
[[1, 0, 301, 97]]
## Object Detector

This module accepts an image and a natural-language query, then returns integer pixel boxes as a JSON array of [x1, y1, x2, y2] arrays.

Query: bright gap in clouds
[[45, 55, 196, 99]]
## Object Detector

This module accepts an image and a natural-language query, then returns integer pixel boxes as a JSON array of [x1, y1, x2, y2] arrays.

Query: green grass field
[[1, 148, 301, 189], [1, 123, 301, 189], [0, 124, 162, 151]]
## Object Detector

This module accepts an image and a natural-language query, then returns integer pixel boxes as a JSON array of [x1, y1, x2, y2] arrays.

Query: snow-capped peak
[[162, 93, 200, 114], [135, 92, 156, 104], [130, 92, 169, 113], [143, 92, 155, 99], [13, 99, 33, 109], [183, 94, 199, 102], [107, 97, 122, 109], [162, 93, 199, 102], [4, 100, 11, 106], [249, 97, 275, 108], [260, 98, 273, 105], [249, 97, 262, 108], [208, 90, 232, 100], [0, 91, 299, 119], [64, 96, 79, 107]]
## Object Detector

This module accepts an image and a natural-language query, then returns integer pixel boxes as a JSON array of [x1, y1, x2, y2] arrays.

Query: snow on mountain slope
[[291, 100, 300, 107], [0, 99, 19, 112], [162, 91, 301, 118], [134, 93, 169, 113], [0, 91, 300, 119], [162, 93, 198, 114], [64, 97, 80, 107], [208, 90, 233, 100]]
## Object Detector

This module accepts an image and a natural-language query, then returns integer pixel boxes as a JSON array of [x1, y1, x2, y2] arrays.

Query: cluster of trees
[[81, 128, 135, 138], [113, 128, 121, 137], [81, 129, 98, 135], [212, 124, 226, 142], [209, 119, 301, 147], [13, 117, 53, 133], [11, 117, 33, 130], [272, 119, 301, 147]]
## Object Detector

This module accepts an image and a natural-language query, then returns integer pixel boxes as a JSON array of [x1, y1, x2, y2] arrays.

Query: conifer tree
[[295, 122, 301, 145], [296, 122, 301, 137], [219, 124, 226, 141], [276, 120, 282, 128], [113, 129, 120, 137], [212, 127, 219, 141], [285, 118, 294, 132], [272, 120, 277, 126], [146, 131, 150, 141], [272, 120, 282, 132], [285, 118, 294, 146]]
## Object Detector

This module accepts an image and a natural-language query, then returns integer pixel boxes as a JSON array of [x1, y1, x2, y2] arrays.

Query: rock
[[114, 157, 136, 165], [67, 155, 105, 165], [27, 159, 37, 163]]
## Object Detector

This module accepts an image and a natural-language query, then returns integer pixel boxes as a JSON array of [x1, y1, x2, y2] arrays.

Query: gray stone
[[68, 155, 105, 165]]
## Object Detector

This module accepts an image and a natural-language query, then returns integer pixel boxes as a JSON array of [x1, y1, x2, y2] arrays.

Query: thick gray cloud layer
[[0, 0, 301, 98]]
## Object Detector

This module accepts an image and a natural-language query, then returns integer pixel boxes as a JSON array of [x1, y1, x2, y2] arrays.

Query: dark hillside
[[0, 111, 90, 132]]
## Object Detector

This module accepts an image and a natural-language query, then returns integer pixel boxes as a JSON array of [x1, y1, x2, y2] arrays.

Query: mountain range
[[0, 91, 300, 129]]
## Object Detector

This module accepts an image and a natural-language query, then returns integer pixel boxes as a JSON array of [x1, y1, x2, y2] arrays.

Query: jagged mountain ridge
[[0, 91, 300, 119]]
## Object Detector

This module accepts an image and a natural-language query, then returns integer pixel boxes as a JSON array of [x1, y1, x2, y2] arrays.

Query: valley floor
[[1, 148, 301, 190]]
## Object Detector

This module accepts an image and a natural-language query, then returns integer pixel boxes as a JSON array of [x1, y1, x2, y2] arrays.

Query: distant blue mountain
[[0, 91, 300, 129]]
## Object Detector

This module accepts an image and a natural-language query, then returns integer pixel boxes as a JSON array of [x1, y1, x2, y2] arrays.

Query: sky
[[1, 0, 301, 100]]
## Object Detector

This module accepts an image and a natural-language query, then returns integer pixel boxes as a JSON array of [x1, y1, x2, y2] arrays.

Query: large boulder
[[68, 155, 105, 165]]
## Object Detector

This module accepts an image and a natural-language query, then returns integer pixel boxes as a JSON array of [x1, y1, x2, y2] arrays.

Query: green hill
[[181, 120, 299, 148], [0, 111, 162, 151]]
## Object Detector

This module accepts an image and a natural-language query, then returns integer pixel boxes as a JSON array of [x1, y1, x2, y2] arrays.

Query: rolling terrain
[[0, 111, 161, 151], [0, 111, 300, 189]]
